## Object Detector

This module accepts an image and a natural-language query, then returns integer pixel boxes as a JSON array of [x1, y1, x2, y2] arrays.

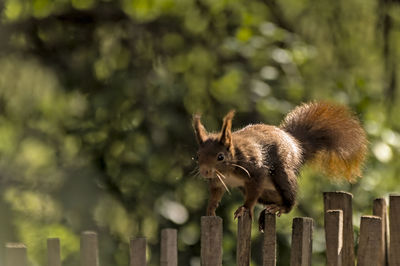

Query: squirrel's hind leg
[[234, 179, 263, 220], [265, 204, 285, 216], [258, 205, 288, 232]]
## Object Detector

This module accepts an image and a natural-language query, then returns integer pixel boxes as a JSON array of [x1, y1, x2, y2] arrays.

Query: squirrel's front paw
[[234, 206, 253, 219]]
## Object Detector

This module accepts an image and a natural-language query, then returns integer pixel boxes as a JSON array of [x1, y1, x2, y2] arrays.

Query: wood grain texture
[[290, 217, 313, 266], [201, 216, 223, 266], [325, 210, 343, 266], [323, 191, 354, 266], [237, 211, 252, 266], [373, 198, 388, 266], [357, 216, 382, 266], [390, 195, 400, 266], [5, 243, 27, 266], [130, 238, 146, 266], [80, 231, 99, 266], [263, 213, 276, 266], [160, 229, 177, 266], [47, 238, 61, 266]]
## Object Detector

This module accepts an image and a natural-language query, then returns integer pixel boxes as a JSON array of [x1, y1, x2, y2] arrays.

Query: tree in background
[[0, 0, 399, 265]]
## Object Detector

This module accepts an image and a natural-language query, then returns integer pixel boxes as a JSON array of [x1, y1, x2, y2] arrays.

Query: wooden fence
[[4, 192, 400, 266]]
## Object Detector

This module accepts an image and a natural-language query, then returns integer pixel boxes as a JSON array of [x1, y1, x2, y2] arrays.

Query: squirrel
[[193, 101, 367, 231]]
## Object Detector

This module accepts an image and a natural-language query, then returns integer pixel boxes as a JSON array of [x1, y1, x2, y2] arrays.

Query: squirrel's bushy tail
[[280, 102, 367, 182]]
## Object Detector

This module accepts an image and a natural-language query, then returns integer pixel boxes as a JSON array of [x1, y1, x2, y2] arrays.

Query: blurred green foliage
[[0, 0, 400, 265]]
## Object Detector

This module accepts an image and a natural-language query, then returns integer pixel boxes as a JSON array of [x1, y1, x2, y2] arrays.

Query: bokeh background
[[0, 0, 399, 265]]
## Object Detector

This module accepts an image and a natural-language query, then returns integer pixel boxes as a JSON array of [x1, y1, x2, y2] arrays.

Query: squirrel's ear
[[193, 114, 208, 145], [219, 110, 235, 147]]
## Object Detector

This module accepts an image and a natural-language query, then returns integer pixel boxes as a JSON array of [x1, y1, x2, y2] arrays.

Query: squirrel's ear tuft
[[193, 114, 208, 145], [219, 110, 235, 147]]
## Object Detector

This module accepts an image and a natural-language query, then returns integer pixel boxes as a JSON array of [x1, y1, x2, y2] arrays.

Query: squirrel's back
[[280, 102, 367, 181]]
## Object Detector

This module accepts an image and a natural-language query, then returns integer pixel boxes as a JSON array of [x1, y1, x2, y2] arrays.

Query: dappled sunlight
[[5, 189, 62, 221], [373, 142, 393, 163], [0, 0, 399, 265], [157, 199, 189, 225], [94, 196, 137, 242]]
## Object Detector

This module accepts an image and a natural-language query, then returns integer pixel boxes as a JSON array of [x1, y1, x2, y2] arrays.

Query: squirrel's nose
[[200, 166, 213, 178]]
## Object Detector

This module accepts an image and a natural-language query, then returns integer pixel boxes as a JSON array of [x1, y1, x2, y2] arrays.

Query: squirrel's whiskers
[[189, 166, 201, 179], [215, 169, 225, 179], [231, 163, 251, 178], [193, 102, 367, 230], [215, 170, 231, 194]]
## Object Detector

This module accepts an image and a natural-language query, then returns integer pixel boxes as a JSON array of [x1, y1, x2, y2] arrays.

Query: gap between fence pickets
[[3, 193, 400, 266]]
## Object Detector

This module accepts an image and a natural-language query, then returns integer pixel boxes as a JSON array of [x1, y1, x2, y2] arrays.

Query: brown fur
[[280, 101, 367, 182], [193, 102, 367, 229]]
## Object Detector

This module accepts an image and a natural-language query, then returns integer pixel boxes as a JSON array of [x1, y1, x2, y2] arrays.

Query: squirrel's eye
[[217, 153, 225, 161]]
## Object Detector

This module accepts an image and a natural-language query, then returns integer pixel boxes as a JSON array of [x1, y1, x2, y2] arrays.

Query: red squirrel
[[193, 102, 367, 231]]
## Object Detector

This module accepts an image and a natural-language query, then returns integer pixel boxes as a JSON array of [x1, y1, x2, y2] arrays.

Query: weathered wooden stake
[[80, 231, 99, 266], [325, 210, 343, 266], [47, 238, 61, 266], [324, 192, 354, 266], [290, 217, 313, 266], [237, 211, 252, 266], [390, 195, 400, 266], [5, 243, 27, 266], [160, 229, 177, 266], [357, 216, 383, 266], [263, 213, 276, 266], [130, 237, 146, 266], [201, 216, 223, 266], [373, 198, 389, 266]]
